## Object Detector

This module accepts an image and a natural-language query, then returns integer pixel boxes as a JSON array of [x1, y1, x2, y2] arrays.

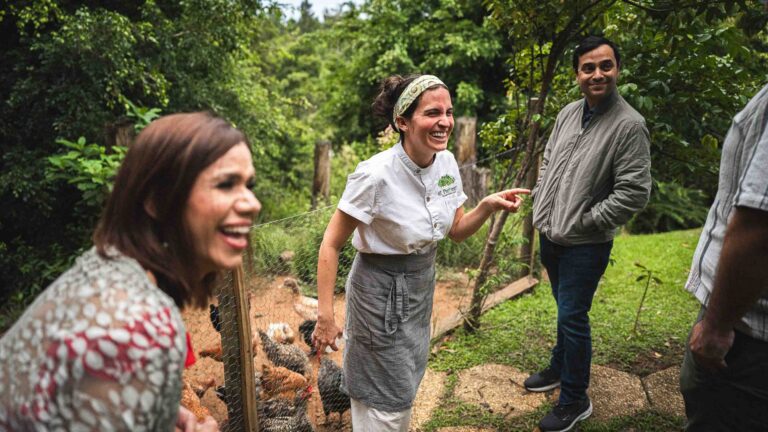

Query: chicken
[[298, 320, 315, 349], [200, 337, 259, 363], [212, 365, 313, 431], [213, 371, 263, 406], [260, 364, 310, 401], [258, 330, 311, 377], [209, 304, 221, 333], [283, 278, 318, 322], [190, 376, 216, 399], [258, 397, 298, 419], [213, 384, 228, 405], [260, 398, 315, 432], [181, 379, 211, 421], [198, 342, 223, 362], [293, 302, 318, 322], [266, 322, 296, 345], [318, 357, 351, 425]]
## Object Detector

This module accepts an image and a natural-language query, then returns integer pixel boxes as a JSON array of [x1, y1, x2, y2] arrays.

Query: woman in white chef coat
[[312, 74, 529, 431]]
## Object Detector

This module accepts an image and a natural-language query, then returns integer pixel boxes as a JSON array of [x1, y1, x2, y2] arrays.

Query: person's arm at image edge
[[690, 206, 768, 370]]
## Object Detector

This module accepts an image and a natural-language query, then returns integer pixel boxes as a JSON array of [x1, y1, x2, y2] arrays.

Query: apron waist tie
[[384, 273, 410, 335]]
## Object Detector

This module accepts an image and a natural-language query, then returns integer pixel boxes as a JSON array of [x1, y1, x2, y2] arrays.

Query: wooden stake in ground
[[454, 117, 489, 208]]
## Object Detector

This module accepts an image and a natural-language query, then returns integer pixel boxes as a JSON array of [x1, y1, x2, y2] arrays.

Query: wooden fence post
[[454, 117, 488, 207], [105, 118, 135, 150], [219, 266, 259, 432], [311, 140, 331, 210]]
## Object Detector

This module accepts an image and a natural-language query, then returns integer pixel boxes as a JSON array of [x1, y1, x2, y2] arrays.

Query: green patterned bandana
[[392, 75, 446, 131]]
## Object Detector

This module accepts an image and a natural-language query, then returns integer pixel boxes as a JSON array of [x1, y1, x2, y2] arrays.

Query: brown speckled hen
[[258, 330, 311, 377], [180, 379, 211, 421], [260, 364, 310, 401]]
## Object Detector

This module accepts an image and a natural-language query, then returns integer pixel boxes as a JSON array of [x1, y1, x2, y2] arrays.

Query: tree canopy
[[1, 0, 767, 320]]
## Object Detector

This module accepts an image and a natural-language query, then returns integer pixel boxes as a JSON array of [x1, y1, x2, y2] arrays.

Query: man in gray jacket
[[525, 36, 652, 432]]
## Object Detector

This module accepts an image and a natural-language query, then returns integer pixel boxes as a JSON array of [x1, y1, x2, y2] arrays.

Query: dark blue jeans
[[540, 234, 613, 405]]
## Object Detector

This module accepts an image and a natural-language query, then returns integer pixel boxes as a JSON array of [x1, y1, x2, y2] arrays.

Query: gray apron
[[341, 249, 437, 412]]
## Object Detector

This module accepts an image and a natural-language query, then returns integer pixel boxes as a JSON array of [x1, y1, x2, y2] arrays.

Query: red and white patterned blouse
[[0, 247, 187, 431]]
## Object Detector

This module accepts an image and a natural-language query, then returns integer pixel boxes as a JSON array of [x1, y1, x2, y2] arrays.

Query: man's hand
[[688, 319, 735, 372]]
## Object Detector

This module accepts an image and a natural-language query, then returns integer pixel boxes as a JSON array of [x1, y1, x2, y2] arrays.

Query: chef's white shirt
[[338, 142, 468, 255]]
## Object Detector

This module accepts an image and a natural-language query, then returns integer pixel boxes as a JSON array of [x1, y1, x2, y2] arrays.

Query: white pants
[[350, 398, 412, 431]]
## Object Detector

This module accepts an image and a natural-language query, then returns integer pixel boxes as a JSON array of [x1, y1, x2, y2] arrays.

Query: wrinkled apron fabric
[[342, 249, 437, 412]]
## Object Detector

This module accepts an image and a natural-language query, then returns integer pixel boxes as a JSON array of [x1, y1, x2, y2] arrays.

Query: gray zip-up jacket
[[532, 91, 651, 246]]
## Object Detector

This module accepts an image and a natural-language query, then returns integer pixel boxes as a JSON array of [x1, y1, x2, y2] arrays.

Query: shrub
[[437, 225, 487, 268], [628, 180, 709, 233], [290, 210, 356, 294], [250, 224, 297, 275]]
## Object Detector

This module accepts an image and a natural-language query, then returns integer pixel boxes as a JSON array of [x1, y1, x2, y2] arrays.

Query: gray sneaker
[[524, 367, 561, 392], [539, 398, 593, 432]]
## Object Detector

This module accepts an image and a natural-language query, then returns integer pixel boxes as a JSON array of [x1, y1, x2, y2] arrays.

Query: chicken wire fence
[[180, 204, 501, 431]]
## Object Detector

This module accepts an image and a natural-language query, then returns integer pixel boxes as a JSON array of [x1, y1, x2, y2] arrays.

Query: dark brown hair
[[372, 74, 448, 138], [94, 112, 249, 308]]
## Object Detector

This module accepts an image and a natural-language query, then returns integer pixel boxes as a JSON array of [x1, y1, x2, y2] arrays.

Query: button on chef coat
[[338, 142, 468, 255]]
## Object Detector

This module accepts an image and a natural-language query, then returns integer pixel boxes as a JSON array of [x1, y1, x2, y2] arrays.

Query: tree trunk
[[516, 97, 543, 279], [311, 140, 331, 210], [516, 176, 537, 278], [464, 50, 560, 332]]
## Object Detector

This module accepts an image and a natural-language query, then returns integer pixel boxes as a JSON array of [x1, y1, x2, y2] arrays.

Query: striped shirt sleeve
[[735, 123, 768, 211]]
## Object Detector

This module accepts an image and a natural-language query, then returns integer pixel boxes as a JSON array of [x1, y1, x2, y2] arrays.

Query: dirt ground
[[181, 273, 475, 431]]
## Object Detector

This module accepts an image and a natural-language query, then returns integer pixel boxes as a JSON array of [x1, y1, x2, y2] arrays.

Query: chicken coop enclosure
[[179, 206, 363, 431], [178, 203, 533, 431]]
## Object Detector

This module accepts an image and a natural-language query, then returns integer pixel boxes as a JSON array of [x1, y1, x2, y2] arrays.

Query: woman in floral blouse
[[0, 112, 261, 431]]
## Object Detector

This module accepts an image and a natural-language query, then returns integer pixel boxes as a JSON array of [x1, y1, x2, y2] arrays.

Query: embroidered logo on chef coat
[[437, 174, 458, 197]]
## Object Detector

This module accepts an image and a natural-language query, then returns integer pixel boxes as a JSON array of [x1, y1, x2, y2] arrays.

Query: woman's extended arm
[[448, 188, 530, 242], [312, 209, 359, 353]]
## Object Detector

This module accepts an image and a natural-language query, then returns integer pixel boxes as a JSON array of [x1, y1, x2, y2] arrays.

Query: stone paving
[[410, 363, 685, 431], [642, 366, 685, 417], [453, 364, 546, 419]]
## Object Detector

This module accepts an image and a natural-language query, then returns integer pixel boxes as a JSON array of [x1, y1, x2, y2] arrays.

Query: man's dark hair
[[572, 36, 621, 72]]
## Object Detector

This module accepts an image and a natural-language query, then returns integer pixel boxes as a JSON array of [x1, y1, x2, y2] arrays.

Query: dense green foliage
[[2, 0, 767, 329], [320, 0, 514, 141], [0, 0, 318, 307], [479, 0, 768, 232]]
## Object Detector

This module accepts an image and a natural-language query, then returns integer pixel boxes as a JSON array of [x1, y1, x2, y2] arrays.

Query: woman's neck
[[145, 270, 158, 286], [402, 141, 435, 168]]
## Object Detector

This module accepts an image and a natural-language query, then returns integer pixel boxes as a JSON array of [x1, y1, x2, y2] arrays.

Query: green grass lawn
[[426, 228, 703, 431]]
